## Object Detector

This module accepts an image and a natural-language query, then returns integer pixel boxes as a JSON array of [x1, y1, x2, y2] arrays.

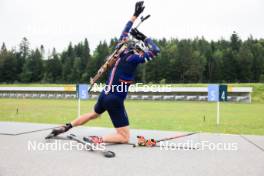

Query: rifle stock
[[88, 42, 127, 92]]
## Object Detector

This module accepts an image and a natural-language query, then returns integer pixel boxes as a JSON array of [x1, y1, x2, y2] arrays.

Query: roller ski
[[67, 134, 115, 158]]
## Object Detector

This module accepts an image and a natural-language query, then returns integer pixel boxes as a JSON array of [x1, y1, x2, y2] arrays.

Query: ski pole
[[134, 14, 151, 29], [131, 132, 198, 147], [0, 126, 61, 136], [156, 132, 198, 143]]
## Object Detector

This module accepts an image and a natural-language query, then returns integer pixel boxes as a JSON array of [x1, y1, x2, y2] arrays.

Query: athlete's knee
[[91, 111, 100, 119], [120, 133, 130, 143], [117, 128, 130, 143]]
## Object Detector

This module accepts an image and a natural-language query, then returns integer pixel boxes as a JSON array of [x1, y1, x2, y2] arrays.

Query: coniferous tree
[[44, 48, 62, 83], [1, 34, 264, 84]]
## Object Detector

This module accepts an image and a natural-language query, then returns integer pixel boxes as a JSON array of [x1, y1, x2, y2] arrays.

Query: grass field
[[1, 98, 264, 135]]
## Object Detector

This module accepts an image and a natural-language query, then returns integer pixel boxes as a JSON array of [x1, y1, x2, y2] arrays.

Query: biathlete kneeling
[[48, 1, 160, 146]]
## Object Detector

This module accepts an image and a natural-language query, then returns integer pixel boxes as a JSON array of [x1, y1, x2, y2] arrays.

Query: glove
[[137, 136, 157, 147], [145, 139, 157, 147], [137, 135, 146, 146], [133, 1, 145, 17], [130, 28, 146, 41], [51, 123, 72, 136]]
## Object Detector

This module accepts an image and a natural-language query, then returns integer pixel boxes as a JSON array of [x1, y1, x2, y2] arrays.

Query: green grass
[[1, 98, 264, 135]]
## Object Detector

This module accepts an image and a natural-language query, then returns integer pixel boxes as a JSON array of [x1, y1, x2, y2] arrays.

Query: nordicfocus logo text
[[27, 140, 105, 151], [93, 83, 174, 93], [159, 140, 238, 151]]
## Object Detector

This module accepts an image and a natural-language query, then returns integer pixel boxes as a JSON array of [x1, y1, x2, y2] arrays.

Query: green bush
[[159, 79, 166, 84], [260, 74, 264, 83]]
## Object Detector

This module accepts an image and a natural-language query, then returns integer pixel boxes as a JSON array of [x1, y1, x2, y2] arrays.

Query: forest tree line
[[0, 32, 264, 84]]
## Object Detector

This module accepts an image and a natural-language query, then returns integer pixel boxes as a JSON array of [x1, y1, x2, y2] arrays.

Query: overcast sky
[[0, 0, 263, 54]]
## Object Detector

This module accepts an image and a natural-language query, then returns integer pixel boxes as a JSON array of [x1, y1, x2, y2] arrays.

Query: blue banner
[[76, 84, 89, 100], [208, 84, 219, 102], [208, 84, 228, 102]]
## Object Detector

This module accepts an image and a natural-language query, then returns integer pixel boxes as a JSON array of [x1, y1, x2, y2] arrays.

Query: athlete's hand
[[130, 28, 146, 41], [145, 139, 157, 147], [137, 136, 157, 147], [137, 136, 146, 146], [51, 123, 72, 136], [133, 1, 145, 17]]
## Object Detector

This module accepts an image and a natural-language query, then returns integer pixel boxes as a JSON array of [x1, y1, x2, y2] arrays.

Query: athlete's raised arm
[[118, 1, 145, 43]]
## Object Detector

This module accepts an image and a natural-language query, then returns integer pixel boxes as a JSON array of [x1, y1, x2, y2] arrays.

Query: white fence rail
[[0, 86, 253, 103]]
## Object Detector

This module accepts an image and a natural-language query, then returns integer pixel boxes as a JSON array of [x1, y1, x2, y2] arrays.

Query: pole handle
[[141, 14, 150, 22], [134, 14, 151, 29]]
